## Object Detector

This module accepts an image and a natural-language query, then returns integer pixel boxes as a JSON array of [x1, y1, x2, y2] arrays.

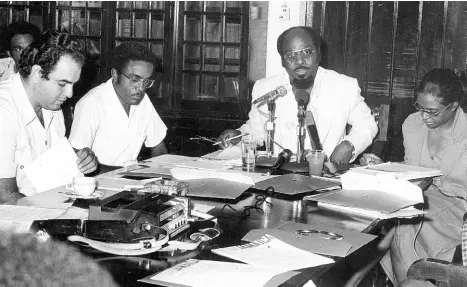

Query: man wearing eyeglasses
[[69, 42, 167, 168], [218, 26, 377, 165]]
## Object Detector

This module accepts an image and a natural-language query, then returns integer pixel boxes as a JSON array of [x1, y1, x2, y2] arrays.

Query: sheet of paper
[[140, 259, 282, 287], [0, 205, 65, 233], [170, 167, 254, 185], [317, 202, 426, 220], [96, 177, 147, 191], [305, 188, 420, 213], [340, 171, 424, 203], [23, 138, 82, 193], [200, 147, 242, 167], [212, 234, 334, 273], [350, 162, 442, 180], [147, 154, 234, 170], [242, 221, 377, 257]]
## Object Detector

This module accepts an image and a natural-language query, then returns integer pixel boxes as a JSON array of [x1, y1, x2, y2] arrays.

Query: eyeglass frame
[[120, 72, 155, 89], [282, 47, 317, 64], [413, 102, 453, 118]]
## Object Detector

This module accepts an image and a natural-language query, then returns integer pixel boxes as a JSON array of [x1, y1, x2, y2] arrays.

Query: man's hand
[[76, 148, 98, 174], [329, 140, 354, 164], [217, 129, 242, 149], [359, 153, 383, 166]]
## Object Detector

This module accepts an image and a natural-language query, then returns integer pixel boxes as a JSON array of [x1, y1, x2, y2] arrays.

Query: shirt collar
[[12, 73, 37, 126], [12, 73, 58, 127]]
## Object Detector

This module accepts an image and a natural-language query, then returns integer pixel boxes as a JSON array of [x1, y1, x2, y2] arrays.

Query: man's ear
[[111, 68, 118, 82], [452, 101, 459, 110], [30, 65, 42, 83], [6, 50, 11, 58]]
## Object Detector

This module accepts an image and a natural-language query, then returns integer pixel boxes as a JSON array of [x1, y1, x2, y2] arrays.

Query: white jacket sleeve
[[342, 82, 378, 159], [237, 81, 269, 146]]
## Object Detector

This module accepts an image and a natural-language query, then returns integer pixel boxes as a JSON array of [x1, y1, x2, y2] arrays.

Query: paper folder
[[242, 221, 376, 257]]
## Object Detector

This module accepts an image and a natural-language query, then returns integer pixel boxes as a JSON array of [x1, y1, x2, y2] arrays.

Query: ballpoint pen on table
[[212, 133, 248, 146]]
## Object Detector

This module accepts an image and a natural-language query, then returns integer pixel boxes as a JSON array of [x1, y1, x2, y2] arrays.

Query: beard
[[292, 75, 315, 89]]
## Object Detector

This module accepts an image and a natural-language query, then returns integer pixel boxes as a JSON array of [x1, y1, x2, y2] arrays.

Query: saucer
[[60, 190, 104, 200]]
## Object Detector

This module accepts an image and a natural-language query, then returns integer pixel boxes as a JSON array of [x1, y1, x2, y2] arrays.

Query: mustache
[[294, 66, 309, 72]]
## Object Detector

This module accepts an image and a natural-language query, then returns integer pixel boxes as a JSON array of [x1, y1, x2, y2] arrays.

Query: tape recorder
[[31, 190, 191, 244]]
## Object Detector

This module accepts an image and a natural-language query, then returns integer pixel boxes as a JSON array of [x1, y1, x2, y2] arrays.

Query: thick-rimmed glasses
[[120, 72, 155, 89], [413, 102, 452, 117], [283, 47, 316, 64]]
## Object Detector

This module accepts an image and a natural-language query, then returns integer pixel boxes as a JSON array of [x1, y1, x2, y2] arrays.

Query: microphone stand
[[296, 105, 306, 163], [265, 99, 276, 157]]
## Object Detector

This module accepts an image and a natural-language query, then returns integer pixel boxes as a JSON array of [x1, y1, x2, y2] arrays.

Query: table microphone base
[[278, 162, 309, 175]]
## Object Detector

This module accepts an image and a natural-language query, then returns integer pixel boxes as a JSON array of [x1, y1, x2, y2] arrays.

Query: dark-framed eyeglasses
[[283, 47, 316, 64], [413, 102, 452, 117], [120, 72, 155, 89]]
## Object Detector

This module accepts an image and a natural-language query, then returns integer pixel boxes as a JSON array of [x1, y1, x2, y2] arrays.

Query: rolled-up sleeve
[[0, 108, 19, 178], [145, 105, 167, 148]]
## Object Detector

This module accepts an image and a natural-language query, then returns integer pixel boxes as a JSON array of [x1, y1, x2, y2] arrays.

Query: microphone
[[294, 89, 309, 107], [252, 86, 287, 106], [305, 111, 323, 150], [270, 149, 293, 174]]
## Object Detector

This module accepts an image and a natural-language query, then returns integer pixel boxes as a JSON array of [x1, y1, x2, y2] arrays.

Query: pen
[[212, 133, 248, 146]]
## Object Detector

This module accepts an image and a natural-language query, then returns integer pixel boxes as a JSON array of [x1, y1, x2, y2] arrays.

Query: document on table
[[316, 202, 426, 220], [200, 146, 242, 167], [23, 138, 82, 193], [350, 162, 442, 180], [147, 154, 235, 170], [170, 167, 255, 185], [0, 205, 65, 233], [212, 234, 334, 273], [139, 259, 283, 287]]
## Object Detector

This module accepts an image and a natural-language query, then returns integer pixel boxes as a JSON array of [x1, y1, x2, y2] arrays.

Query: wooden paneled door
[[304, 1, 467, 160]]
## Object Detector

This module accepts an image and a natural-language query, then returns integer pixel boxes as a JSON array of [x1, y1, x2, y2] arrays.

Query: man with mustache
[[0, 30, 98, 203], [69, 42, 167, 168], [218, 26, 377, 165]]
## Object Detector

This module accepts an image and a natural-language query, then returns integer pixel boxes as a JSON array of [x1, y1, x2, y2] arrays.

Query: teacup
[[66, 177, 97, 197]]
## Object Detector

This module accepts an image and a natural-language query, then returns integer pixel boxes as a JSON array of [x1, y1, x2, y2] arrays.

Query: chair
[[406, 214, 466, 287], [348, 102, 391, 161], [370, 103, 391, 159]]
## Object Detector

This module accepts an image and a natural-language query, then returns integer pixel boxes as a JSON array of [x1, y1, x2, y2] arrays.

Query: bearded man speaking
[[217, 26, 377, 166]]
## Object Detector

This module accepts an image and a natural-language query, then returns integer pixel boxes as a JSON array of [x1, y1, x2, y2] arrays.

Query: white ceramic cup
[[66, 177, 97, 197]]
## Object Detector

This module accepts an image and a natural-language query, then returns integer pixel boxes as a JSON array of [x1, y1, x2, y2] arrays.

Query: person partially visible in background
[[0, 21, 41, 81], [0, 232, 117, 287]]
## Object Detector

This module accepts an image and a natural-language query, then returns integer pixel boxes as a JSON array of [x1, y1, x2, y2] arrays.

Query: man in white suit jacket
[[218, 26, 377, 164]]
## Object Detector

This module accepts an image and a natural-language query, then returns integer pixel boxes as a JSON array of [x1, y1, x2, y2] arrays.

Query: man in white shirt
[[0, 30, 98, 203], [69, 42, 168, 167], [0, 21, 41, 81], [218, 26, 377, 164]]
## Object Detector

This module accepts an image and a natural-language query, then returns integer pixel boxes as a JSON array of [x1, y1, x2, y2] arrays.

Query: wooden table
[[17, 156, 432, 287]]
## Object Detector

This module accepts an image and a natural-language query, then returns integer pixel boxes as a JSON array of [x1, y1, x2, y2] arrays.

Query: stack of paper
[[349, 162, 442, 180], [304, 164, 430, 219], [212, 234, 334, 273], [141, 235, 330, 287], [139, 259, 284, 287]]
